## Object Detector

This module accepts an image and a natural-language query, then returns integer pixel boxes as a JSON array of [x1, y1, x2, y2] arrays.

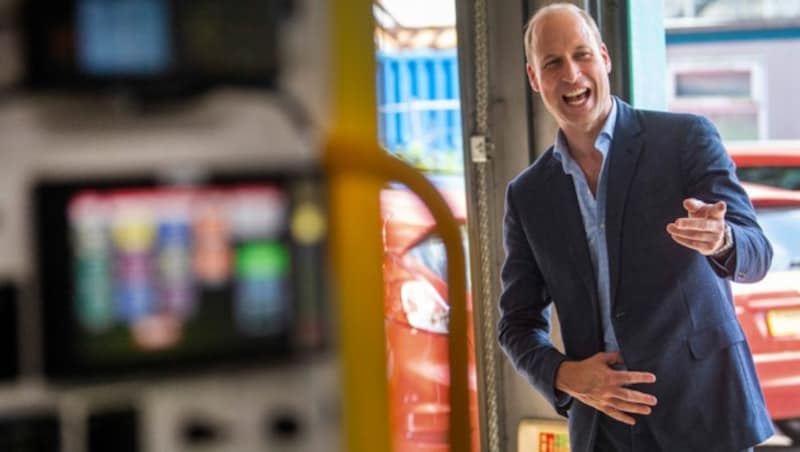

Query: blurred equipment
[[34, 171, 326, 380], [87, 405, 139, 452], [0, 0, 453, 450], [0, 282, 18, 380], [0, 23, 22, 91], [141, 366, 337, 452], [0, 411, 60, 452], [22, 0, 285, 95], [517, 419, 569, 452]]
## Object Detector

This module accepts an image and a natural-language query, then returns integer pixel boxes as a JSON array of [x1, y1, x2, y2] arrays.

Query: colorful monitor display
[[34, 173, 326, 379], [76, 0, 172, 76], [22, 0, 280, 92]]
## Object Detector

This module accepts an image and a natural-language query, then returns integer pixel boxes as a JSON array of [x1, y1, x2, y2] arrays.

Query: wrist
[[555, 360, 575, 394], [712, 224, 733, 257]]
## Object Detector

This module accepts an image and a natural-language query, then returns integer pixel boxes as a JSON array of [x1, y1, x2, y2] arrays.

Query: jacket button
[[737, 272, 745, 279], [615, 311, 626, 319]]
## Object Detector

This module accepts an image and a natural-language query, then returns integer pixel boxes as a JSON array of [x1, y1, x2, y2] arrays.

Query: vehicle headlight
[[400, 279, 449, 334]]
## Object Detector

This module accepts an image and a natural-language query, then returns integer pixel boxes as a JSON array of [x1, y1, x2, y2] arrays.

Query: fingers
[[666, 226, 720, 245], [669, 218, 724, 233], [611, 370, 657, 386], [666, 221, 724, 255], [608, 397, 654, 415], [566, 357, 658, 424], [611, 386, 658, 406], [682, 198, 727, 220], [682, 197, 704, 214], [594, 384, 659, 425], [709, 201, 727, 220], [667, 212, 726, 255], [584, 397, 651, 425], [602, 406, 637, 426]]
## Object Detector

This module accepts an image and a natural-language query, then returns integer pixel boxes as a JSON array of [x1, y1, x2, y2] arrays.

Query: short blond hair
[[523, 3, 603, 65]]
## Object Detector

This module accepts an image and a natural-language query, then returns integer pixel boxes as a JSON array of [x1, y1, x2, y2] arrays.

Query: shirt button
[[600, 223, 605, 230]]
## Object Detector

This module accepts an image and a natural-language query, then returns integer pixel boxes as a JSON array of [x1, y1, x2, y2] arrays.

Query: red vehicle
[[381, 181, 800, 449], [735, 183, 800, 442], [728, 141, 800, 190], [381, 187, 477, 452]]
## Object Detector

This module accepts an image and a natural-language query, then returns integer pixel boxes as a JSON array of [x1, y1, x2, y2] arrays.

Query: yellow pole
[[325, 150, 472, 452], [326, 0, 391, 451], [325, 2, 471, 451]]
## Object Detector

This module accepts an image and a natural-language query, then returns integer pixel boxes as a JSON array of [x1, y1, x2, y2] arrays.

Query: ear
[[600, 43, 612, 74], [526, 63, 541, 92]]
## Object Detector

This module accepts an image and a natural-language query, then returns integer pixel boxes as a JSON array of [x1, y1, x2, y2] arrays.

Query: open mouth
[[563, 87, 591, 106]]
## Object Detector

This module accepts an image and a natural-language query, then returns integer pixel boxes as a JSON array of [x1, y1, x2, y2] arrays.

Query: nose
[[561, 59, 581, 83]]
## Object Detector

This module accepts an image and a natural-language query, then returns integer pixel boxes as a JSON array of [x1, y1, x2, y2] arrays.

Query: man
[[498, 3, 774, 451]]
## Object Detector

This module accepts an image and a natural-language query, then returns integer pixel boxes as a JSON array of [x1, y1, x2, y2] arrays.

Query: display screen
[[22, 0, 281, 92], [76, 0, 172, 76], [35, 173, 326, 379]]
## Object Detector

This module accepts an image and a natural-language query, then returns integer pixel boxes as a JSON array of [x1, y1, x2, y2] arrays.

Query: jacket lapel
[[605, 99, 644, 307], [544, 160, 599, 311]]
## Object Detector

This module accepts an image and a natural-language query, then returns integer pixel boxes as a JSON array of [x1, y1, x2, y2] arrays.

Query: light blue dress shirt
[[552, 99, 619, 352]]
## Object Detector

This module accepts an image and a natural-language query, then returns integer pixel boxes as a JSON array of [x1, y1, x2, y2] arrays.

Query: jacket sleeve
[[680, 115, 773, 283], [497, 182, 570, 414]]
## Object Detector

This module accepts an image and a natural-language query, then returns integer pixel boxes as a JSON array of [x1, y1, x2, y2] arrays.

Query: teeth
[[564, 88, 589, 99]]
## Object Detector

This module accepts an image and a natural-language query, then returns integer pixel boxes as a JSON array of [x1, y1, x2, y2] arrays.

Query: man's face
[[526, 10, 612, 133]]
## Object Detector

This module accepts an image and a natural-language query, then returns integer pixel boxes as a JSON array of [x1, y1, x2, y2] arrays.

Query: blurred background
[[0, 1, 335, 451], [0, 0, 797, 451]]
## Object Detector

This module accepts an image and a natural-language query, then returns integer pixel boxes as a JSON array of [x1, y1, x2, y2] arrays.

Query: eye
[[543, 59, 559, 69], [576, 51, 592, 60]]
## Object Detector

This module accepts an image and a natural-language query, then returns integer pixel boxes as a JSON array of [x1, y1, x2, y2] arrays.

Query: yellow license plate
[[767, 309, 800, 338]]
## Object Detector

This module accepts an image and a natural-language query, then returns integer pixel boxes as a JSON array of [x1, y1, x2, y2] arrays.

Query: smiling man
[[497, 3, 774, 452]]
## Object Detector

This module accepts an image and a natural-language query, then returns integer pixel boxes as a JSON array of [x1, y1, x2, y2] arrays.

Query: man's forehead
[[532, 12, 596, 57], [537, 42, 593, 58]]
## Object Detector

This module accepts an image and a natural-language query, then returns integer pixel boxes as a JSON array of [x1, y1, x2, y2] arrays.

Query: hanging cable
[[469, 0, 502, 450]]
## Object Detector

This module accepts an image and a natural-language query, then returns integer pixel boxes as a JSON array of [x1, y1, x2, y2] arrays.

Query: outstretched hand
[[555, 352, 657, 425], [666, 198, 727, 255]]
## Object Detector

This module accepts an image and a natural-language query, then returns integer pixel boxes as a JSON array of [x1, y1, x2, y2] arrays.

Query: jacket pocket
[[687, 317, 745, 359]]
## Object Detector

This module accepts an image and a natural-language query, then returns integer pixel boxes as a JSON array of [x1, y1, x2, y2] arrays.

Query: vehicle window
[[406, 225, 469, 285], [757, 207, 800, 272], [737, 167, 800, 191]]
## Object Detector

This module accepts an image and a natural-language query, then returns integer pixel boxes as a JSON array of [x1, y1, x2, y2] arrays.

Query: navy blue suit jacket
[[498, 98, 774, 452]]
